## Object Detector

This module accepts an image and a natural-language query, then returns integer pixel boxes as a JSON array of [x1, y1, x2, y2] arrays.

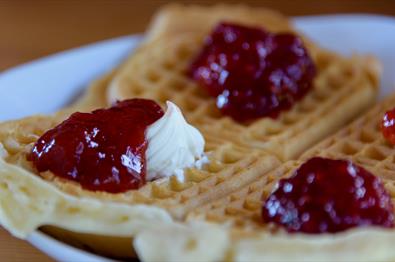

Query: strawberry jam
[[188, 22, 316, 121], [262, 157, 394, 233], [382, 108, 395, 145], [28, 99, 164, 193]]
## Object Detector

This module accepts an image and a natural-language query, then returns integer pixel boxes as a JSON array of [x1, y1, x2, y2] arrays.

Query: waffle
[[299, 93, 395, 171], [0, 63, 280, 257], [0, 4, 384, 260], [0, 114, 279, 257], [0, 73, 176, 257], [108, 4, 381, 161], [0, 113, 280, 218], [160, 94, 395, 261]]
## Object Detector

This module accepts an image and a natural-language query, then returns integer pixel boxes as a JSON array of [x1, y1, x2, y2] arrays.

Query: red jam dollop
[[262, 157, 394, 233], [188, 22, 316, 121], [382, 108, 395, 145], [28, 99, 164, 193]]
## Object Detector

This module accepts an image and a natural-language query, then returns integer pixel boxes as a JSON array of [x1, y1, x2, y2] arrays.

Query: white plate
[[27, 231, 115, 262], [0, 15, 395, 261]]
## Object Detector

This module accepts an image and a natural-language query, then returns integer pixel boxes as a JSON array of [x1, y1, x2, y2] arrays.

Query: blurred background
[[0, 0, 394, 71]]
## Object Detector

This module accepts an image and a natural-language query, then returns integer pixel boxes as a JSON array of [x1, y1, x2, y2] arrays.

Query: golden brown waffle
[[0, 68, 280, 256], [108, 4, 381, 161], [0, 56, 280, 256], [0, 115, 279, 219], [176, 94, 395, 261], [186, 161, 298, 230], [187, 95, 395, 225], [0, 4, 385, 260], [300, 93, 395, 172], [0, 109, 279, 258], [144, 4, 292, 42]]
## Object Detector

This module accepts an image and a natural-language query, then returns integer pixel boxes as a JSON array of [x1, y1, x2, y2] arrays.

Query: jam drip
[[262, 157, 394, 233], [382, 108, 395, 145], [28, 99, 164, 193], [188, 22, 316, 121]]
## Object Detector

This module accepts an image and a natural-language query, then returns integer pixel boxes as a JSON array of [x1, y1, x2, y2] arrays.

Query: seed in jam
[[188, 22, 316, 121], [381, 108, 395, 145], [262, 157, 394, 233], [28, 99, 164, 193]]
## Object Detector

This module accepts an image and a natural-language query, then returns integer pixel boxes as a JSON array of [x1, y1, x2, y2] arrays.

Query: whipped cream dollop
[[146, 101, 206, 181]]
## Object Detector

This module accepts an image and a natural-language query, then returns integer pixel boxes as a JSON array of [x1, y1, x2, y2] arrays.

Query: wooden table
[[0, 0, 394, 261]]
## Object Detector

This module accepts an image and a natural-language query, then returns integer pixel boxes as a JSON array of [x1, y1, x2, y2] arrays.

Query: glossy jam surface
[[28, 99, 164, 193], [188, 22, 316, 121], [382, 108, 395, 145], [262, 157, 394, 233]]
